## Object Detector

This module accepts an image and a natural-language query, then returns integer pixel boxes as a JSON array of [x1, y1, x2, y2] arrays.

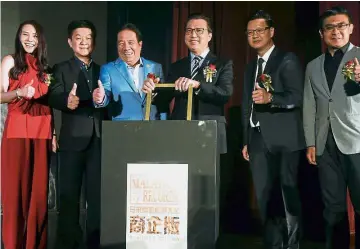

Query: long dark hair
[[9, 20, 49, 81]]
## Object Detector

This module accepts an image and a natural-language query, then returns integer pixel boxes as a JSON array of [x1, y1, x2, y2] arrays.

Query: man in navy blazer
[[93, 23, 165, 120]]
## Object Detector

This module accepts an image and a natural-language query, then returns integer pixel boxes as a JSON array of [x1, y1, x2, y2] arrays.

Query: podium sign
[[101, 121, 219, 249], [126, 163, 188, 249]]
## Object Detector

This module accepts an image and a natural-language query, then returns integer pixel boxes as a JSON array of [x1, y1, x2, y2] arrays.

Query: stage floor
[[217, 234, 355, 249], [217, 234, 324, 249], [1, 211, 352, 249]]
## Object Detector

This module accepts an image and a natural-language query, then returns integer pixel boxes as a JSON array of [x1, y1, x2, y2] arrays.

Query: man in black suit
[[142, 13, 233, 154], [142, 13, 233, 233], [241, 10, 305, 249], [48, 20, 104, 249]]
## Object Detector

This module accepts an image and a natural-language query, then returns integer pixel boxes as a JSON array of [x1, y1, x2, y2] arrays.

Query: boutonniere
[[44, 73, 54, 86], [258, 74, 274, 92], [147, 73, 159, 81], [203, 64, 217, 83], [342, 60, 355, 81]]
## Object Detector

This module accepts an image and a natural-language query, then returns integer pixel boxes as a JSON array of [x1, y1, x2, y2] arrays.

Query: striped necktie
[[191, 56, 202, 79]]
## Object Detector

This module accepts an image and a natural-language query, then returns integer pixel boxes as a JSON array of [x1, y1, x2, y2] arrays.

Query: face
[[246, 18, 274, 51], [185, 19, 212, 55], [117, 29, 142, 66], [68, 27, 94, 58], [320, 14, 353, 49], [20, 24, 38, 54]]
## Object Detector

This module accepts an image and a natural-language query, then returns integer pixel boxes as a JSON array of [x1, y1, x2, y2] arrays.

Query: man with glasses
[[142, 12, 233, 232], [241, 10, 305, 249], [303, 6, 360, 249], [143, 12, 233, 154]]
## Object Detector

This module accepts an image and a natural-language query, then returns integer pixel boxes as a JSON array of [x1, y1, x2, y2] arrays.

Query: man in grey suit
[[303, 6, 360, 249]]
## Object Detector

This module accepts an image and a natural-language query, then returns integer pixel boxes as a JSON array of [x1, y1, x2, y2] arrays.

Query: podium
[[100, 120, 219, 249]]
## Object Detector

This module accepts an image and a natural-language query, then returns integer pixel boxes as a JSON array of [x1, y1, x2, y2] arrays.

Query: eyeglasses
[[323, 23, 350, 32], [245, 27, 270, 37], [185, 28, 208, 36]]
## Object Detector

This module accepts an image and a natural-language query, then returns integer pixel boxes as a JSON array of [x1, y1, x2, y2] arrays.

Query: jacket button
[[329, 99, 333, 102]]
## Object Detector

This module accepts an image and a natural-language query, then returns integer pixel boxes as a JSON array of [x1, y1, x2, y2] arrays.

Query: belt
[[252, 126, 261, 133]]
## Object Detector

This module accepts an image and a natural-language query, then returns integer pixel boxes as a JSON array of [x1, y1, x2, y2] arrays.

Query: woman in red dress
[[1, 20, 53, 249]]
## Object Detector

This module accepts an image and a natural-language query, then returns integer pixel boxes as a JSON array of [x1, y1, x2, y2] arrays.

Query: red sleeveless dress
[[1, 53, 51, 249]]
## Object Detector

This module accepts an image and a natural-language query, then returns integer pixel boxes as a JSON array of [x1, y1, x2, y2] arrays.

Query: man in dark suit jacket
[[48, 20, 104, 249], [142, 13, 233, 235], [241, 10, 305, 249], [142, 13, 233, 155]]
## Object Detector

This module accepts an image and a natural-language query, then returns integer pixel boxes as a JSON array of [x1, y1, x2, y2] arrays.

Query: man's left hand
[[174, 77, 200, 92], [252, 83, 272, 104], [354, 58, 360, 83]]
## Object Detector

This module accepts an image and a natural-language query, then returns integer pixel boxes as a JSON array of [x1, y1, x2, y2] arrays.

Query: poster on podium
[[126, 163, 188, 249]]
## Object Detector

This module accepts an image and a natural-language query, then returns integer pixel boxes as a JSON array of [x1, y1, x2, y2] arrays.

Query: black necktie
[[251, 58, 265, 125], [191, 56, 201, 79], [256, 58, 265, 85]]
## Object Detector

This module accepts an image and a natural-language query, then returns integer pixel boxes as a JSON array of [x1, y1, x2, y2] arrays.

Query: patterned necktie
[[191, 56, 202, 79], [251, 58, 265, 125]]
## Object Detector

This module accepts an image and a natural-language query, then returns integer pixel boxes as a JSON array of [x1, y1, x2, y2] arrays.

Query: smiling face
[[68, 27, 94, 59], [20, 24, 38, 54], [184, 19, 212, 56], [117, 29, 142, 66], [320, 14, 353, 50], [246, 18, 274, 55]]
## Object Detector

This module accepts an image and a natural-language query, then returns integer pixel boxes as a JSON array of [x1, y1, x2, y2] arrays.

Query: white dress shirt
[[127, 58, 144, 96]]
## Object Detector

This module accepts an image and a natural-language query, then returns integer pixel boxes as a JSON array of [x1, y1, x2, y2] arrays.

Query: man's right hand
[[306, 146, 317, 165], [142, 77, 160, 94], [67, 83, 79, 110], [93, 80, 105, 104], [242, 145, 250, 161]]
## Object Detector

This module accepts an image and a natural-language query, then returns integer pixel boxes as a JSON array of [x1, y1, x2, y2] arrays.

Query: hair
[[118, 23, 143, 42], [247, 10, 275, 28], [319, 6, 353, 30], [9, 20, 49, 81], [67, 20, 97, 44], [186, 13, 213, 33]]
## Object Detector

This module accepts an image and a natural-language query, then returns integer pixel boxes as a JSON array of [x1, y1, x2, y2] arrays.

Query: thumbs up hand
[[18, 79, 35, 99], [67, 83, 79, 110], [354, 57, 360, 83], [93, 80, 105, 104]]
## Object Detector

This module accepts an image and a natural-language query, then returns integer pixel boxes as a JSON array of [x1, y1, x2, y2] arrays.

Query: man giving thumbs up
[[48, 20, 105, 249]]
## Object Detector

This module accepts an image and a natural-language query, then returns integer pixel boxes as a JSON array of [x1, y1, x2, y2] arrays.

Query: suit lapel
[[248, 60, 257, 105], [319, 55, 331, 96], [331, 43, 355, 95], [114, 59, 138, 93], [185, 56, 192, 78], [142, 58, 152, 100], [193, 52, 216, 82], [69, 58, 81, 87], [263, 47, 279, 75]]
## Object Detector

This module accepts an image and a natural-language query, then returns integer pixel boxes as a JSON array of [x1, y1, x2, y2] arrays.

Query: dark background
[[1, 1, 359, 247]]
